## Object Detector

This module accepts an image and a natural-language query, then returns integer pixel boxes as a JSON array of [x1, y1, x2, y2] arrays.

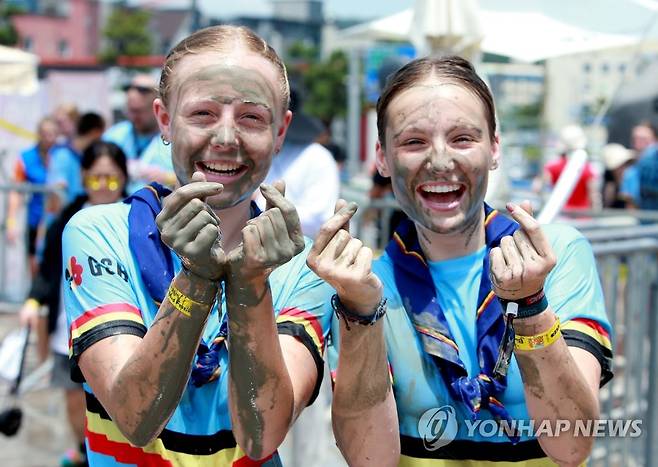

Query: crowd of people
[[533, 120, 658, 214], [10, 22, 658, 467]]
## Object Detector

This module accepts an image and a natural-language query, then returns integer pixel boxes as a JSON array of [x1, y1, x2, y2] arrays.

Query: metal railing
[[0, 183, 65, 304]]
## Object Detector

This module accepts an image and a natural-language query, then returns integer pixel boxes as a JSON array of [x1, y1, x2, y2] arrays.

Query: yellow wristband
[[166, 285, 207, 317], [6, 217, 16, 229], [514, 319, 561, 351], [25, 298, 40, 308]]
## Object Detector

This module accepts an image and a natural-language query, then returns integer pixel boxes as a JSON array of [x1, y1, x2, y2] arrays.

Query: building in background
[[11, 0, 101, 64], [210, 0, 324, 59]]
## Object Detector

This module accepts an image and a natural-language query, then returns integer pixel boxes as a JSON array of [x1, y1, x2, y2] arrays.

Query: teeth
[[202, 161, 242, 172], [422, 184, 460, 193]]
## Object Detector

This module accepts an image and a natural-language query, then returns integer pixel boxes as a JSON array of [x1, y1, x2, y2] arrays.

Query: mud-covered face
[[155, 51, 290, 209], [376, 77, 499, 235]]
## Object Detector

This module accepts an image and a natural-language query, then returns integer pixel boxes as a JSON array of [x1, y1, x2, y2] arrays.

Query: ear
[[153, 98, 171, 141], [375, 140, 391, 177], [490, 133, 501, 170], [274, 109, 293, 153]]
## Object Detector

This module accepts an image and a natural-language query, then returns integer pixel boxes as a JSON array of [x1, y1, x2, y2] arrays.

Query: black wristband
[[499, 289, 548, 319], [331, 294, 387, 331]]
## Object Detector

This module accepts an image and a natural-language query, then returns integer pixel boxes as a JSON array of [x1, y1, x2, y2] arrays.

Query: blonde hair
[[159, 25, 290, 114], [53, 103, 80, 124]]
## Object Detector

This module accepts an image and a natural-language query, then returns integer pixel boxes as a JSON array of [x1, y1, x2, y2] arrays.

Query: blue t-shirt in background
[[17, 145, 49, 228], [47, 144, 83, 206], [620, 144, 658, 210]]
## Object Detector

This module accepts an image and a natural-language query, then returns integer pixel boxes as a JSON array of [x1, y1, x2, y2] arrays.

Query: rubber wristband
[[25, 298, 40, 309], [514, 319, 561, 351], [331, 294, 387, 331], [166, 285, 208, 317], [499, 289, 548, 319]]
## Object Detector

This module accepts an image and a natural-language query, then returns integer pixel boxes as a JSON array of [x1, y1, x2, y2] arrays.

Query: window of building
[[583, 62, 591, 73], [23, 36, 33, 52]]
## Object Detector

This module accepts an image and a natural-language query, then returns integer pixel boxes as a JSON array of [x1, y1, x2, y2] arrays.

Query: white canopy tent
[[336, 8, 638, 63], [0, 45, 38, 95]]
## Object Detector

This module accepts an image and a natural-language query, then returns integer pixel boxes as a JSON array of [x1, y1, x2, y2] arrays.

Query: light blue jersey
[[63, 202, 333, 466], [328, 223, 613, 466], [48, 144, 84, 205]]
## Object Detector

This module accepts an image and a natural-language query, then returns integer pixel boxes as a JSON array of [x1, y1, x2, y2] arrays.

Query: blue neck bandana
[[385, 204, 520, 442]]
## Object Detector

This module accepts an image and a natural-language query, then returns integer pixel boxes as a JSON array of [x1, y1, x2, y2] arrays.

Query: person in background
[[620, 132, 658, 210], [53, 103, 80, 146], [536, 125, 600, 211], [20, 141, 129, 467], [256, 88, 340, 238], [630, 121, 657, 156], [7, 117, 60, 277], [308, 55, 612, 466], [47, 112, 105, 210], [103, 74, 176, 192], [316, 127, 347, 177], [601, 143, 634, 209]]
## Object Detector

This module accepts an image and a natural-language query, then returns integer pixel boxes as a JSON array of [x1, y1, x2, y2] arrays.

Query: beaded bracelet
[[331, 294, 387, 331]]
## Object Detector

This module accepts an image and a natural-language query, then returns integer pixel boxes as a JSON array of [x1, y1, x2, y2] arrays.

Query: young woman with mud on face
[[308, 56, 613, 466], [62, 25, 336, 466]]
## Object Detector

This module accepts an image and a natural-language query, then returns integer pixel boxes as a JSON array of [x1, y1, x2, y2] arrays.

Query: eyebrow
[[392, 125, 425, 141], [450, 124, 483, 137], [196, 96, 274, 119]]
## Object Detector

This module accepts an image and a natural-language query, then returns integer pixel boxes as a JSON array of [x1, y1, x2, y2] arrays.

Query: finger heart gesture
[[489, 201, 557, 301], [228, 180, 306, 280], [307, 200, 383, 314], [156, 171, 227, 281]]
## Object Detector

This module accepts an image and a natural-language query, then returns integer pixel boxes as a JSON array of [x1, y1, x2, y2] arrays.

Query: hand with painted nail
[[307, 199, 383, 315], [228, 180, 306, 280], [156, 171, 226, 281], [489, 201, 557, 301]]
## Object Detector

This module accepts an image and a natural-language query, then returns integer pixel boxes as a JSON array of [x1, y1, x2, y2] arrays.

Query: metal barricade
[[585, 231, 658, 467], [0, 182, 64, 304]]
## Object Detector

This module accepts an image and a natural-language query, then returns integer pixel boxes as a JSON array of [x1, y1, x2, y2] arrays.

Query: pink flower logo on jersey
[[65, 256, 83, 287]]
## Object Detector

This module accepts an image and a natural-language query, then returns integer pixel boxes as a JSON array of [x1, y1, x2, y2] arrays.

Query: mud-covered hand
[[307, 200, 382, 314], [156, 171, 226, 281], [228, 181, 305, 280], [489, 201, 557, 301]]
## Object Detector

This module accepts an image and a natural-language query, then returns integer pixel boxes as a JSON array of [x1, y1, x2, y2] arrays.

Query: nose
[[426, 139, 455, 172], [209, 122, 238, 151]]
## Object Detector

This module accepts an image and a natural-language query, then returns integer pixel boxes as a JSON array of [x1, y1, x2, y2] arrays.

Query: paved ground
[[0, 311, 73, 467]]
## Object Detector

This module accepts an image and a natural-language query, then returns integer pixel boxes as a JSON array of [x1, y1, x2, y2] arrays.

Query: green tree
[[100, 7, 152, 64], [0, 4, 23, 46], [286, 41, 348, 126]]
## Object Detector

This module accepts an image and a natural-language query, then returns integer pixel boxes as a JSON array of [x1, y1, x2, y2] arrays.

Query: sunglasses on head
[[122, 84, 155, 94]]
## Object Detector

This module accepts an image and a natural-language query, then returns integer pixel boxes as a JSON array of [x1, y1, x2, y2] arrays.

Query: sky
[[132, 0, 414, 20], [128, 0, 658, 35]]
